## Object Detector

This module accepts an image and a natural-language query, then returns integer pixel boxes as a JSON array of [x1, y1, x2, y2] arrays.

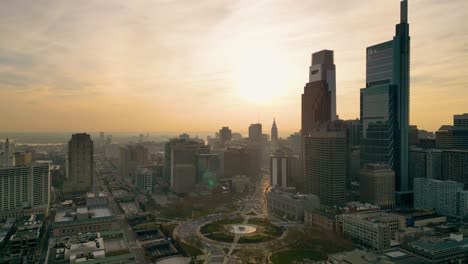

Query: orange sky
[[0, 0, 467, 135]]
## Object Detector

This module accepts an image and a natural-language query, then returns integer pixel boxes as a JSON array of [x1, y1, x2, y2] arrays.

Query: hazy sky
[[0, 0, 467, 135]]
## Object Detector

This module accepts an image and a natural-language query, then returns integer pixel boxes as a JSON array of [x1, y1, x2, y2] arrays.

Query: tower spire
[[401, 0, 408, 23]]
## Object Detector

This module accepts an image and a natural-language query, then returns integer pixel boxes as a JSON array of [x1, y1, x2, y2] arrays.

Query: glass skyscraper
[[360, 0, 410, 205]]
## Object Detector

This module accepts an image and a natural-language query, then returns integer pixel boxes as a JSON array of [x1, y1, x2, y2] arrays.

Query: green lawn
[[270, 249, 322, 264], [200, 217, 283, 244], [158, 193, 236, 219], [180, 242, 203, 257]]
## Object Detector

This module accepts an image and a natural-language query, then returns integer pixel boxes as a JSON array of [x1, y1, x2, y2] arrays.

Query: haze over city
[[1, 1, 468, 264], [1, 0, 467, 133]]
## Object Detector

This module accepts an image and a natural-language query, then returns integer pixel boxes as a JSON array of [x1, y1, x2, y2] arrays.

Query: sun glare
[[234, 48, 288, 104]]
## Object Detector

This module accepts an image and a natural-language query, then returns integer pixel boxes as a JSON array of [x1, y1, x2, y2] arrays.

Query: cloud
[[0, 0, 467, 133]]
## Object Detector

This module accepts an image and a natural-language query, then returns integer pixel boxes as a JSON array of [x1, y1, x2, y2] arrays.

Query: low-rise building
[[404, 233, 468, 264], [339, 212, 405, 250], [52, 206, 118, 237], [48, 231, 136, 264], [328, 249, 429, 264], [10, 214, 44, 259], [267, 187, 320, 221], [304, 209, 337, 232], [230, 175, 250, 193]]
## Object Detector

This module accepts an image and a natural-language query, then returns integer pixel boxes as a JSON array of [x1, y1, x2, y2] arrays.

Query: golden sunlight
[[234, 47, 289, 104]]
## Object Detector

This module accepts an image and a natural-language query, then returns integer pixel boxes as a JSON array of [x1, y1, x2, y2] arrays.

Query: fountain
[[229, 224, 256, 234]]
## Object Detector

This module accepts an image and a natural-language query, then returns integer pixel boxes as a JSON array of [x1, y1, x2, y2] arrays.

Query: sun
[[234, 48, 289, 104]]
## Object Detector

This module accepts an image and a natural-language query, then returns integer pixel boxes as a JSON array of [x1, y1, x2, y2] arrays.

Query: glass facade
[[366, 41, 394, 86], [360, 0, 410, 197], [360, 84, 396, 170]]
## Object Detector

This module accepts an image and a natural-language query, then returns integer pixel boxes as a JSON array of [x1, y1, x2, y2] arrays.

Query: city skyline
[[1, 0, 467, 133]]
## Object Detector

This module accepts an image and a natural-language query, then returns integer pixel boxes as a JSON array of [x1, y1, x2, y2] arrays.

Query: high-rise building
[[441, 150, 468, 188], [1, 138, 14, 167], [360, 0, 411, 205], [409, 148, 443, 186], [0, 162, 50, 220], [170, 141, 209, 194], [248, 123, 263, 144], [135, 167, 153, 193], [301, 50, 336, 136], [414, 178, 465, 218], [360, 163, 395, 210], [409, 125, 419, 146], [304, 121, 347, 206], [436, 114, 468, 150], [63, 133, 94, 194], [345, 119, 361, 186], [287, 132, 302, 157], [271, 119, 278, 145], [270, 150, 289, 188], [219, 127, 232, 145], [197, 153, 221, 186], [119, 144, 149, 180], [455, 114, 468, 128]]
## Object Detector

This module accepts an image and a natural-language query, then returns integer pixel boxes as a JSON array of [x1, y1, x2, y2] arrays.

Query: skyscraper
[[1, 138, 14, 167], [170, 141, 209, 194], [0, 161, 50, 220], [301, 50, 336, 136], [271, 118, 278, 145], [219, 126, 232, 145], [304, 121, 347, 206], [436, 114, 468, 150], [360, 0, 410, 205], [119, 144, 149, 180], [248, 123, 263, 144], [63, 133, 94, 194], [270, 150, 289, 188]]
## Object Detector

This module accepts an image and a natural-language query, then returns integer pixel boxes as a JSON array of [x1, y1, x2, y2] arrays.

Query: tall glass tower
[[361, 0, 410, 205]]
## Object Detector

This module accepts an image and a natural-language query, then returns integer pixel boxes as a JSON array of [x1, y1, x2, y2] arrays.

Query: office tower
[[409, 148, 442, 182], [270, 150, 289, 188], [345, 119, 361, 185], [455, 114, 468, 128], [1, 138, 14, 167], [63, 133, 94, 194], [179, 133, 190, 140], [0, 162, 50, 220], [119, 144, 149, 179], [271, 119, 279, 145], [345, 119, 361, 148], [99, 132, 105, 143], [409, 125, 419, 146], [135, 167, 153, 193], [441, 150, 468, 188], [301, 50, 336, 136], [219, 127, 232, 145], [360, 0, 410, 204], [360, 164, 395, 210], [197, 153, 221, 186], [287, 132, 302, 156], [414, 178, 464, 218], [223, 147, 249, 178], [170, 141, 209, 194], [248, 123, 263, 144], [436, 114, 468, 150], [14, 152, 32, 166], [304, 121, 347, 206]]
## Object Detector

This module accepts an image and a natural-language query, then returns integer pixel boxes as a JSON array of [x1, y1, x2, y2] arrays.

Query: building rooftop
[[55, 206, 113, 223], [409, 234, 468, 252]]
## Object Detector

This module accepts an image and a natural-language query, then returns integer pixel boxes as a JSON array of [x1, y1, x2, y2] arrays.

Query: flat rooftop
[[55, 206, 113, 223]]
